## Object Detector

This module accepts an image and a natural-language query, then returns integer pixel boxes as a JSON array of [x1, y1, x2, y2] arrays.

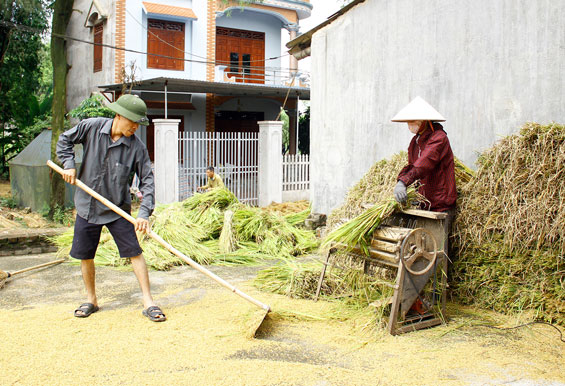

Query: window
[[93, 23, 103, 73], [147, 19, 185, 71], [216, 27, 265, 84]]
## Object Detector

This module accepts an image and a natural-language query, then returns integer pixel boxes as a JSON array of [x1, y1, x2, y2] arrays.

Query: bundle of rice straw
[[52, 189, 318, 270], [219, 210, 236, 254], [453, 123, 565, 325], [326, 152, 474, 233], [326, 153, 408, 232], [322, 184, 425, 254]]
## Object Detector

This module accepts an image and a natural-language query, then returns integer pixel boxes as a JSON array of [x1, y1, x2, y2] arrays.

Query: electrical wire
[[0, 19, 309, 75]]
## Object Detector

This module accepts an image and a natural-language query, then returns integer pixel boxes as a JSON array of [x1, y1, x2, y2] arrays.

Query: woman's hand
[[394, 181, 407, 204]]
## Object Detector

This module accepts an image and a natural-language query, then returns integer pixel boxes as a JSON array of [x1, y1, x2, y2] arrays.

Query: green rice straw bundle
[[322, 185, 424, 255], [218, 210, 236, 254]]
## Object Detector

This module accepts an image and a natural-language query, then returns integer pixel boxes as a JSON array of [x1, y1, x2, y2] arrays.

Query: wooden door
[[216, 27, 265, 84]]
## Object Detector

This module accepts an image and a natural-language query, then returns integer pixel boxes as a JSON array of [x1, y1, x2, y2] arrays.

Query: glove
[[394, 181, 407, 204]]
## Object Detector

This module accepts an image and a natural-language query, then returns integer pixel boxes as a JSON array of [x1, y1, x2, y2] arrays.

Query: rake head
[[0, 270, 8, 289]]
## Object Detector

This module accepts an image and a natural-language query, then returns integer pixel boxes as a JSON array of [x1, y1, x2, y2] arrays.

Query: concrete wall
[[66, 0, 116, 111], [310, 0, 565, 215]]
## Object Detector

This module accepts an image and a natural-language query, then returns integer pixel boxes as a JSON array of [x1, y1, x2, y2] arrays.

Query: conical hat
[[391, 96, 446, 122]]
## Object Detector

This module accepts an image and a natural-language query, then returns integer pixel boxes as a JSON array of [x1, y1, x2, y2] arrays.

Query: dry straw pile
[[453, 123, 565, 324]]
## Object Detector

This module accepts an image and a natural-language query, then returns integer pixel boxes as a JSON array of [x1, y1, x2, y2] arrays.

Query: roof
[[99, 77, 310, 99], [10, 130, 83, 167], [142, 2, 197, 20], [286, 0, 365, 58]]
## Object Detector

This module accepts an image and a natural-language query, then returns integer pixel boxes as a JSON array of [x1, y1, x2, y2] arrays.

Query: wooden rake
[[47, 160, 271, 336], [0, 259, 65, 289]]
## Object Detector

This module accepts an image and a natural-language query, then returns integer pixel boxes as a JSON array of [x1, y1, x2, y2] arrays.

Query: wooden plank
[[370, 238, 400, 254], [394, 318, 443, 334], [373, 226, 410, 242], [401, 208, 447, 220], [388, 264, 405, 335]]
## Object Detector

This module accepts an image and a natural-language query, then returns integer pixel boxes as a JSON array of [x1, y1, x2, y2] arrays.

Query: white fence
[[282, 154, 310, 192], [178, 131, 259, 205]]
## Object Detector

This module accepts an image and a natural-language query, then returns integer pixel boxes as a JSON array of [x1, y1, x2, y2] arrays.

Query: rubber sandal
[[74, 303, 99, 318], [142, 305, 166, 322]]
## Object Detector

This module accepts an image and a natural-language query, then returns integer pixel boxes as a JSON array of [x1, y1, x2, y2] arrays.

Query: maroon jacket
[[397, 123, 457, 212]]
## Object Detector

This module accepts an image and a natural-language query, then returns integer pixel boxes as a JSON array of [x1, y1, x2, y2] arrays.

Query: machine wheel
[[399, 228, 438, 276]]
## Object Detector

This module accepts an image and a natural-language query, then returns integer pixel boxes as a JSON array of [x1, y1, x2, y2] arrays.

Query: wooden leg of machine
[[387, 264, 405, 335], [441, 252, 448, 320], [314, 248, 332, 302]]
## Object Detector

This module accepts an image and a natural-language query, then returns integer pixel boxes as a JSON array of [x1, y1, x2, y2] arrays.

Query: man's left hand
[[135, 218, 150, 233]]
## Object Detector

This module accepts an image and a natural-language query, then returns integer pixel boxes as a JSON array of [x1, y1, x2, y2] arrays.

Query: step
[[0, 228, 69, 257]]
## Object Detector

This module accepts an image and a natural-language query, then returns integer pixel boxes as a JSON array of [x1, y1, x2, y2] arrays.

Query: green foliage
[[298, 105, 310, 154], [69, 94, 115, 121], [43, 204, 73, 226], [0, 196, 17, 208], [0, 0, 50, 176], [280, 109, 290, 153]]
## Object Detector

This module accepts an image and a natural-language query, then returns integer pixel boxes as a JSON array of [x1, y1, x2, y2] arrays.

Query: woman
[[391, 96, 457, 214]]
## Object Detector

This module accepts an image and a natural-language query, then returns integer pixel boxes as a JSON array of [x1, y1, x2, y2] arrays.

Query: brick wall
[[114, 0, 126, 83], [205, 0, 217, 132]]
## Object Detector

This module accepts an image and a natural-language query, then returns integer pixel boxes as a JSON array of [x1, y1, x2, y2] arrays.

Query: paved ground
[[0, 253, 564, 386]]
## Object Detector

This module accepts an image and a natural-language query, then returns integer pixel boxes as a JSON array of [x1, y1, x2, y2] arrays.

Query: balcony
[[214, 65, 310, 88]]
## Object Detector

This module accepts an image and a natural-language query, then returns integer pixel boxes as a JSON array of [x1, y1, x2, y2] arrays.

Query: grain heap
[[453, 122, 565, 325], [52, 188, 317, 270]]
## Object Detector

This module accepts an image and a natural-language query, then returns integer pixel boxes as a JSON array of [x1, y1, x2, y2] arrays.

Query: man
[[392, 96, 457, 214], [57, 94, 166, 322], [198, 166, 225, 192]]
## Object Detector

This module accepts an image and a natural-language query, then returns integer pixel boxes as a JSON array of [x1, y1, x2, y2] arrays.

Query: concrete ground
[[0, 253, 564, 386]]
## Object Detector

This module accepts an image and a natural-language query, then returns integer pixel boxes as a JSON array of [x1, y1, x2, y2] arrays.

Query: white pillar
[[258, 121, 283, 207], [153, 119, 180, 204], [288, 25, 299, 75]]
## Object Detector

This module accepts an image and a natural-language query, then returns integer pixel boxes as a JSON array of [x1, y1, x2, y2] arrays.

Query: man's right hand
[[394, 180, 407, 204], [62, 168, 77, 185]]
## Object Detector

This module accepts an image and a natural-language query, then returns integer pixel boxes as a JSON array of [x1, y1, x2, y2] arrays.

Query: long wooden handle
[[47, 160, 270, 312], [8, 259, 66, 277]]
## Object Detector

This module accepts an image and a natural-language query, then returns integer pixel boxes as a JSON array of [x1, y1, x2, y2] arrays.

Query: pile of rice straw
[[326, 153, 474, 232], [52, 189, 318, 270], [453, 122, 565, 325]]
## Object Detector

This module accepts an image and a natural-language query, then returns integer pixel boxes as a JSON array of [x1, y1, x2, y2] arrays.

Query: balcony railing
[[214, 65, 310, 88]]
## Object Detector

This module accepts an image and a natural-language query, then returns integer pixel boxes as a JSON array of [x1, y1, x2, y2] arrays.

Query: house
[[65, 0, 312, 160], [287, 0, 565, 215]]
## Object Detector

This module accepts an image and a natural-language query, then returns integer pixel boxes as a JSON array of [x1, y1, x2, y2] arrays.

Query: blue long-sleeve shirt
[[56, 117, 155, 224]]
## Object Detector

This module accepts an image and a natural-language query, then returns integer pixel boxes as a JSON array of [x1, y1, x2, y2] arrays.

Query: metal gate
[[178, 131, 259, 205]]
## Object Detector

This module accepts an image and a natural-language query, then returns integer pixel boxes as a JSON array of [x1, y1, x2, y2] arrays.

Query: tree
[[48, 0, 73, 217], [298, 106, 310, 155], [69, 94, 114, 121], [0, 0, 50, 177]]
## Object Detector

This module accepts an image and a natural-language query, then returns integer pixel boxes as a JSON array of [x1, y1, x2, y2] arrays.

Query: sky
[[281, 0, 344, 77], [280, 0, 345, 110]]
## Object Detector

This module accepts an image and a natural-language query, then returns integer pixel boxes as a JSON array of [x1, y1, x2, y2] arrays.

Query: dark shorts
[[70, 215, 143, 260]]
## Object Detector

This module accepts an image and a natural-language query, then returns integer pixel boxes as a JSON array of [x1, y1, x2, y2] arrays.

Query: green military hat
[[108, 94, 150, 126]]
